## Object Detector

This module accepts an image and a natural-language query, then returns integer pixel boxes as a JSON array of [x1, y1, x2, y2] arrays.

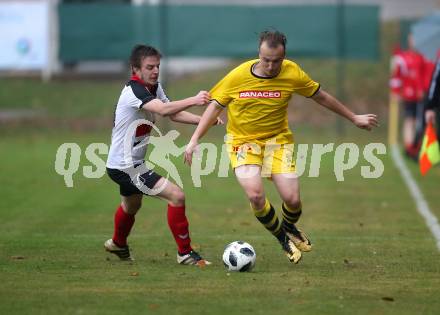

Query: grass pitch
[[0, 126, 439, 315], [1, 34, 439, 312]]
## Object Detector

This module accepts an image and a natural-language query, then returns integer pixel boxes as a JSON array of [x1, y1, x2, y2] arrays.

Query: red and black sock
[[112, 205, 135, 247], [167, 204, 192, 255]]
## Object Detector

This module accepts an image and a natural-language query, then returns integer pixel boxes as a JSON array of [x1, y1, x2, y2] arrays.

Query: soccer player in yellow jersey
[[184, 30, 378, 264]]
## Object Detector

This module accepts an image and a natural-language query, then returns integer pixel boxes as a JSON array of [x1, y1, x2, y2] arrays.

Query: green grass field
[[1, 124, 439, 315], [1, 27, 440, 313]]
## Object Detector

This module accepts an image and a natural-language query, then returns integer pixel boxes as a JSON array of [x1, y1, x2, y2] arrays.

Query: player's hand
[[353, 114, 379, 131], [192, 91, 211, 106], [425, 110, 436, 124], [184, 140, 199, 166], [213, 117, 224, 125]]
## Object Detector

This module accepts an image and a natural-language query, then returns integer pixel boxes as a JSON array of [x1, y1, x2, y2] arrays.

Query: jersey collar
[[130, 75, 158, 93], [250, 61, 282, 79], [130, 74, 148, 85]]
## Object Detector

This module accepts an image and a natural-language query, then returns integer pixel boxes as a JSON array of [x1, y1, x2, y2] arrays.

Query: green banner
[[59, 4, 379, 62]]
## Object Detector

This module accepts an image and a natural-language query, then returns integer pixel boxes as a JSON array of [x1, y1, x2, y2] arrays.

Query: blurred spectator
[[390, 34, 433, 159], [425, 57, 440, 139]]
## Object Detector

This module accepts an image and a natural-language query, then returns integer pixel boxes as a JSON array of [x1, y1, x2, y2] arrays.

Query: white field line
[[391, 145, 440, 251]]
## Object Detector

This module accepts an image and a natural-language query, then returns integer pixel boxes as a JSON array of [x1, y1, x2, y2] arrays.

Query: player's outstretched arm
[[311, 89, 379, 131], [170, 110, 224, 125], [143, 91, 210, 117], [184, 101, 224, 166], [170, 111, 203, 124]]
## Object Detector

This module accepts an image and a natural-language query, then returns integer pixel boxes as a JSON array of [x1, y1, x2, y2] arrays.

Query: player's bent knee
[[122, 200, 142, 215], [170, 188, 185, 206], [248, 192, 266, 210], [284, 198, 301, 210]]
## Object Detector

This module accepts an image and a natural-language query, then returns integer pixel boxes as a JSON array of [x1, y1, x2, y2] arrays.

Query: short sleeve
[[291, 65, 320, 98], [129, 81, 155, 108], [156, 83, 170, 103], [210, 70, 236, 107]]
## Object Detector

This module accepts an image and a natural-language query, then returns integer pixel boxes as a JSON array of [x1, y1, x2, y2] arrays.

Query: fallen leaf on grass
[[148, 304, 159, 310], [10, 256, 25, 260], [196, 260, 207, 268]]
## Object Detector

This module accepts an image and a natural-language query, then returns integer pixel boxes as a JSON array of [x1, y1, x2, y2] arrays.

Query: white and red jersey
[[390, 50, 431, 102], [106, 75, 169, 169]]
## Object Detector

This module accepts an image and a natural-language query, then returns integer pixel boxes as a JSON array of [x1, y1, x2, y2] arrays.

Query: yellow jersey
[[210, 59, 320, 145]]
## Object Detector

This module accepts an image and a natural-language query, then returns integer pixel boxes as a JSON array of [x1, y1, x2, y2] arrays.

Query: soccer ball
[[222, 241, 256, 272]]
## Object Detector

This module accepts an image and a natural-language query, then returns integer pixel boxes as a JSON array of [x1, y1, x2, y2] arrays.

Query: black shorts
[[107, 167, 162, 196], [403, 101, 418, 118]]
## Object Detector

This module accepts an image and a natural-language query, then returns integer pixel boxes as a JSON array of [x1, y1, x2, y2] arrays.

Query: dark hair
[[130, 44, 161, 72], [259, 30, 287, 51]]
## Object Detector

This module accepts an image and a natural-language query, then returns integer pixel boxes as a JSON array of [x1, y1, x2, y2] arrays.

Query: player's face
[[258, 42, 285, 77], [134, 56, 160, 85]]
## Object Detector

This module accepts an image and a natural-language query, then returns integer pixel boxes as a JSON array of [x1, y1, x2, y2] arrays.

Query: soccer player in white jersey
[[105, 44, 220, 265]]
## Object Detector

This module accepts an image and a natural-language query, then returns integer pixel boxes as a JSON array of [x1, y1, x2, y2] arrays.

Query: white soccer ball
[[222, 241, 256, 272]]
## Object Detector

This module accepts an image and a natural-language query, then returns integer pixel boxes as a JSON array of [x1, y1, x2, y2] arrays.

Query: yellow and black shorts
[[227, 141, 296, 176]]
